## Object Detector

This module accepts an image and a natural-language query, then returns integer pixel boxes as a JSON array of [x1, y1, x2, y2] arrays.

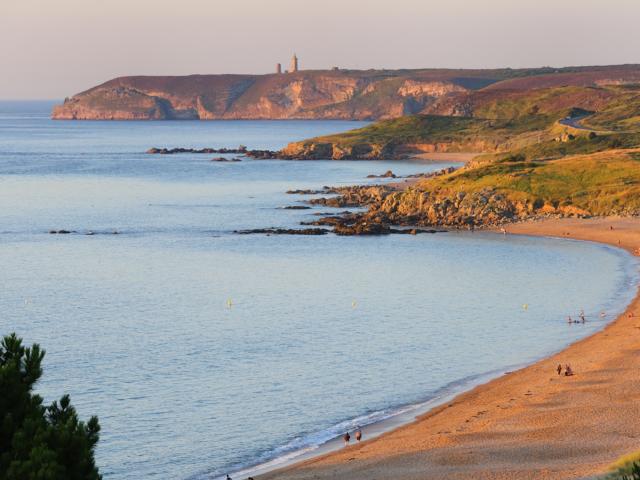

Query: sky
[[1, 0, 640, 99]]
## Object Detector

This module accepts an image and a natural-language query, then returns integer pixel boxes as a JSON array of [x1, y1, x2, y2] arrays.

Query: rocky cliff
[[52, 65, 640, 121]]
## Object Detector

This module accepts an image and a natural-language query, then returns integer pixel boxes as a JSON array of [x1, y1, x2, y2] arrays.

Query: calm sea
[[0, 101, 637, 479]]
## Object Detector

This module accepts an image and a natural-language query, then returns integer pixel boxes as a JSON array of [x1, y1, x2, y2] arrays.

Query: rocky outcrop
[[280, 141, 401, 160], [367, 170, 396, 178], [147, 147, 247, 154], [308, 185, 391, 208], [234, 228, 328, 235], [294, 175, 594, 234], [52, 87, 170, 120], [368, 187, 596, 228]]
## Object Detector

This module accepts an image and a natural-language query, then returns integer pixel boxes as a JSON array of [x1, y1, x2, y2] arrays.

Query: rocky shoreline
[[146, 145, 408, 161], [146, 146, 281, 159], [300, 183, 593, 234], [146, 145, 624, 234]]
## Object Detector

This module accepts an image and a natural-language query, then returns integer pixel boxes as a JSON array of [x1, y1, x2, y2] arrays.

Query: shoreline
[[225, 365, 533, 480], [251, 217, 640, 480]]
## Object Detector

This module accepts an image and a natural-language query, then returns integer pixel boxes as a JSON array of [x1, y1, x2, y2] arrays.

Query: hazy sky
[[2, 0, 639, 99]]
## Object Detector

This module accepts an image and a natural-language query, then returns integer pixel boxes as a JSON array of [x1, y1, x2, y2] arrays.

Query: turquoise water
[[0, 102, 637, 480]]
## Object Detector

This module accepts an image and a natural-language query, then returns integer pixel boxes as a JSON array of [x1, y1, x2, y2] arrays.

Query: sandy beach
[[258, 217, 640, 480]]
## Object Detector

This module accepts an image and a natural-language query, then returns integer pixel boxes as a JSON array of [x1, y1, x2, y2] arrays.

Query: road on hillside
[[558, 114, 594, 131]]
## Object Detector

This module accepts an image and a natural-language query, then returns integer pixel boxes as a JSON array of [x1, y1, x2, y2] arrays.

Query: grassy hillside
[[303, 82, 640, 225], [420, 149, 640, 215], [366, 149, 640, 227]]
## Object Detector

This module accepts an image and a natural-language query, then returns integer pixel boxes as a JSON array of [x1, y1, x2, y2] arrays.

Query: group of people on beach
[[556, 363, 574, 376], [343, 427, 363, 446], [566, 309, 608, 324], [224, 428, 365, 480], [567, 309, 587, 324]]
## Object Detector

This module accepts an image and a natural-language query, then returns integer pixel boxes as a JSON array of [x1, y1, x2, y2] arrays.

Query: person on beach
[[564, 364, 574, 376], [355, 427, 362, 442], [580, 309, 586, 323], [343, 432, 351, 446], [557, 364, 562, 375], [567, 315, 573, 323]]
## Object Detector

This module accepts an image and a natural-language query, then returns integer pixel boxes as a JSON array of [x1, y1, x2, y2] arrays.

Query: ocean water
[[0, 101, 637, 480]]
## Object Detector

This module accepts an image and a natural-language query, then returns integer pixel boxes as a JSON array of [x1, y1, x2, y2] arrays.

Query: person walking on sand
[[343, 432, 351, 446], [557, 364, 562, 375], [355, 427, 362, 442]]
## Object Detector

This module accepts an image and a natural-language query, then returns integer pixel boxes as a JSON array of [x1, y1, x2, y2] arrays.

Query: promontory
[[51, 65, 640, 121]]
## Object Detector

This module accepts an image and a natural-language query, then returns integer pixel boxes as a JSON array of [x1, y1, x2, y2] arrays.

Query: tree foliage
[[620, 462, 640, 480], [0, 333, 101, 479]]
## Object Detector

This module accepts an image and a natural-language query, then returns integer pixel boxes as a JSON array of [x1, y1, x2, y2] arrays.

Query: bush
[[612, 461, 640, 480], [0, 333, 101, 479], [499, 153, 526, 163]]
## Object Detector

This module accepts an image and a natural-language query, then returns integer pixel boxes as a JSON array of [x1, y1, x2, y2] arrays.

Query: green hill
[[290, 83, 640, 226]]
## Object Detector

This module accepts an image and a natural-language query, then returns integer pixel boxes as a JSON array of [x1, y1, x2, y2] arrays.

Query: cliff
[[51, 65, 640, 121]]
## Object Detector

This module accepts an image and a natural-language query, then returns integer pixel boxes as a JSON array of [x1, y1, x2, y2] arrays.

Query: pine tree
[[0, 333, 101, 479]]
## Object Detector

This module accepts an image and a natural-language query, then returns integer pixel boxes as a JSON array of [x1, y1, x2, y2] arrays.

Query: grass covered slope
[[370, 150, 640, 227], [299, 83, 640, 226]]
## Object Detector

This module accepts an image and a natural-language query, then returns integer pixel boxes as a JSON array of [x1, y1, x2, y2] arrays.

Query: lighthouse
[[290, 53, 299, 73]]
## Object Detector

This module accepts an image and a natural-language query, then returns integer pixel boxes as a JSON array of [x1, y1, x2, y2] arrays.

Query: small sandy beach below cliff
[[258, 217, 640, 480]]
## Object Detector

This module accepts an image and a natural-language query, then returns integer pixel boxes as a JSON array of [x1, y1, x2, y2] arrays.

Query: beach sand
[[258, 217, 640, 480]]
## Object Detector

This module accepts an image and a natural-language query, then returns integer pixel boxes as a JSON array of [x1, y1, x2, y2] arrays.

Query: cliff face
[[52, 65, 640, 121], [53, 71, 487, 120]]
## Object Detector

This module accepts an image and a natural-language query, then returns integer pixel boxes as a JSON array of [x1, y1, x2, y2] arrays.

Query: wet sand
[[258, 217, 640, 480]]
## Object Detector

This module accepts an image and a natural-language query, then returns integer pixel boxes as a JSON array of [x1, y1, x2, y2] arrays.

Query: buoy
[[226, 299, 233, 309], [522, 304, 528, 310], [352, 300, 357, 309]]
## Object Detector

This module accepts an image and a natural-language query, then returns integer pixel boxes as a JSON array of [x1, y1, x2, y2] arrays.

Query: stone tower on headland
[[290, 53, 299, 73], [276, 63, 282, 74]]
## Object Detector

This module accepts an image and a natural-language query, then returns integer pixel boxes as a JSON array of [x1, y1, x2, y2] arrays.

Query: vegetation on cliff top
[[416, 149, 640, 215], [295, 82, 640, 225]]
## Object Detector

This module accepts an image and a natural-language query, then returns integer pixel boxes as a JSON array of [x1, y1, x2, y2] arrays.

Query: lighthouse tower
[[290, 53, 299, 73]]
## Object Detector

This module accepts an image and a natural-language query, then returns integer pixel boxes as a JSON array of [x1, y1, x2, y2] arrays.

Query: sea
[[0, 100, 637, 479]]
